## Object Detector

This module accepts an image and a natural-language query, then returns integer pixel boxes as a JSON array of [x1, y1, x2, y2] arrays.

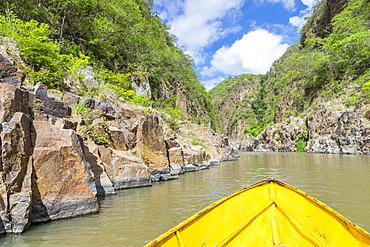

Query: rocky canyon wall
[[0, 46, 238, 234]]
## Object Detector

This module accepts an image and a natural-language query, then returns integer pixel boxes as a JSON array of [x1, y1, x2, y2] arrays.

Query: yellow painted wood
[[144, 178, 370, 247]]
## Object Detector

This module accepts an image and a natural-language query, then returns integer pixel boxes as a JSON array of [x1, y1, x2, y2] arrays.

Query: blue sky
[[153, 0, 316, 90]]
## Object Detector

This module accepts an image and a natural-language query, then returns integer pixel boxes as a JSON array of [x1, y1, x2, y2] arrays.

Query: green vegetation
[[0, 0, 213, 124], [295, 140, 307, 152], [265, 0, 370, 120], [190, 137, 205, 146], [2, 0, 369, 140], [209, 74, 265, 138], [73, 101, 111, 145], [72, 100, 99, 124], [80, 123, 111, 146], [244, 79, 274, 137], [209, 0, 370, 140], [0, 12, 89, 89], [295, 131, 308, 152]]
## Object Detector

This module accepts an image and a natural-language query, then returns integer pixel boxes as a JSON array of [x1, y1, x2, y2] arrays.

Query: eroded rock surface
[[305, 105, 370, 154], [0, 48, 237, 234]]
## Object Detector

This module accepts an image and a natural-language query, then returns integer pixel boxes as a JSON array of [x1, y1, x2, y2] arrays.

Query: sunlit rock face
[[305, 106, 370, 155], [0, 41, 237, 234], [30, 120, 99, 223]]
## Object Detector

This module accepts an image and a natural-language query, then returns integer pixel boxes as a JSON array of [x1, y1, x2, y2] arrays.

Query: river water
[[1, 152, 370, 246]]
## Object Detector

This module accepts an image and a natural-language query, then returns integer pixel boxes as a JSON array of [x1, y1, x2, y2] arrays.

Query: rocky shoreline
[[238, 96, 370, 155], [0, 48, 239, 234], [2, 34, 369, 236]]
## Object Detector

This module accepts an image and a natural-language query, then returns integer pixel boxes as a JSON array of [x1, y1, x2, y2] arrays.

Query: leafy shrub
[[244, 124, 267, 137], [81, 123, 111, 146], [296, 140, 307, 152], [167, 118, 180, 131], [72, 100, 99, 124], [190, 137, 205, 146], [0, 12, 90, 89], [132, 95, 153, 107]]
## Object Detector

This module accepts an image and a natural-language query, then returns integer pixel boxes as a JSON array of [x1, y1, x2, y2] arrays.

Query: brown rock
[[0, 112, 33, 233], [136, 115, 169, 172], [0, 53, 26, 87], [109, 127, 129, 151], [110, 155, 151, 189], [82, 142, 116, 196], [168, 147, 185, 175], [62, 92, 80, 106], [0, 83, 30, 122], [30, 121, 98, 223], [182, 145, 206, 165], [96, 148, 151, 189], [8, 158, 32, 233]]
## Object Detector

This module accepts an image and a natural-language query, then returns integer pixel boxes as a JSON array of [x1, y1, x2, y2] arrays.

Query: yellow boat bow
[[144, 178, 370, 246]]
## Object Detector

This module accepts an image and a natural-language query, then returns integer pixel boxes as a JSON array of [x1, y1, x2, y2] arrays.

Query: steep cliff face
[[0, 42, 238, 234], [0, 0, 214, 126], [209, 74, 264, 140], [213, 0, 370, 156], [265, 0, 368, 123], [239, 92, 370, 155], [300, 0, 348, 46]]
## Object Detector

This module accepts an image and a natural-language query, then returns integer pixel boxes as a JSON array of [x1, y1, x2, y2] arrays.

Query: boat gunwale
[[144, 178, 370, 246]]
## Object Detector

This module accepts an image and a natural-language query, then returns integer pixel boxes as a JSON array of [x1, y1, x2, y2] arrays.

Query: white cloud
[[289, 0, 319, 29], [203, 29, 289, 76], [256, 0, 295, 10], [302, 0, 316, 8], [289, 16, 307, 29], [202, 77, 226, 91], [154, 0, 245, 64]]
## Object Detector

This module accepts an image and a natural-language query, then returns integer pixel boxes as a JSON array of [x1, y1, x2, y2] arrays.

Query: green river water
[[1, 152, 370, 246]]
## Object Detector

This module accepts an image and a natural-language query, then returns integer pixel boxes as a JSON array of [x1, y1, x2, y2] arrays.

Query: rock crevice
[[0, 51, 238, 234]]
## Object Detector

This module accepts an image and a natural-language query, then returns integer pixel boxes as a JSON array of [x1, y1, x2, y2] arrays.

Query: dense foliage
[[0, 0, 213, 124], [209, 74, 268, 138], [265, 0, 370, 121], [210, 0, 370, 139]]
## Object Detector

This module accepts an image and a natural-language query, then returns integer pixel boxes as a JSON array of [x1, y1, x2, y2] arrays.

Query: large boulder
[[30, 120, 99, 223], [135, 114, 169, 172], [0, 52, 25, 87], [82, 142, 116, 197], [0, 83, 31, 122], [0, 112, 33, 233], [168, 147, 185, 175], [110, 154, 151, 189], [94, 146, 151, 189], [34, 83, 71, 118]]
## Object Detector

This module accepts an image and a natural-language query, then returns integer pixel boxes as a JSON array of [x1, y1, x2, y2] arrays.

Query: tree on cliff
[[0, 0, 214, 125]]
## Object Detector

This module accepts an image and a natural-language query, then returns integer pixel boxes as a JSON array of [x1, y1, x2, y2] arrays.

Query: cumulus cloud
[[202, 77, 226, 91], [301, 0, 316, 8], [256, 0, 295, 10], [289, 16, 307, 29], [202, 29, 289, 76], [154, 0, 300, 64], [289, 0, 318, 29], [154, 0, 245, 63]]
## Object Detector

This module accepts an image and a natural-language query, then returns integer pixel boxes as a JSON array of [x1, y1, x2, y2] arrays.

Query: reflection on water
[[1, 152, 370, 246]]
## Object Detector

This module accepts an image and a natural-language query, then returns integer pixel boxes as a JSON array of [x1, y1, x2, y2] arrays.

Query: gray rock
[[160, 174, 179, 181], [62, 92, 80, 106], [305, 105, 370, 154], [184, 164, 198, 172], [131, 72, 151, 98], [80, 66, 99, 88], [0, 52, 25, 87]]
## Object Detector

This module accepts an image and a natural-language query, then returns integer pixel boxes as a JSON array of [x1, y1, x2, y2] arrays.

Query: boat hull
[[144, 178, 370, 246]]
